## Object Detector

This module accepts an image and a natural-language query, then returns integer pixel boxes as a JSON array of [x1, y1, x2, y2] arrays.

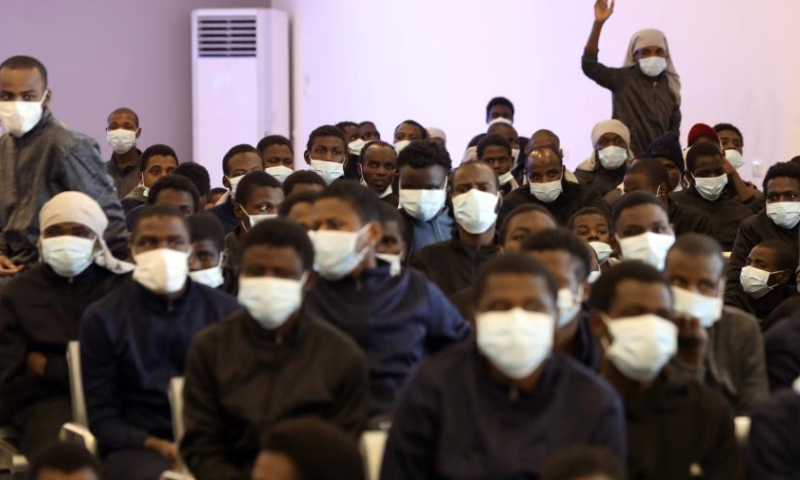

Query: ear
[[580, 279, 591, 302], [233, 203, 247, 222], [365, 221, 383, 247], [303, 151, 311, 164], [138, 171, 144, 184], [301, 271, 317, 293], [357, 162, 364, 178], [135, 128, 142, 139], [42, 89, 51, 108], [222, 177, 231, 189], [772, 270, 791, 286], [588, 310, 609, 342]]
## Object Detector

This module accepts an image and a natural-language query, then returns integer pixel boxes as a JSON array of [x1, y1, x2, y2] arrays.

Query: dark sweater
[[80, 278, 239, 454], [381, 344, 626, 480], [671, 187, 754, 250], [764, 313, 800, 392], [180, 310, 370, 480], [575, 165, 627, 197], [747, 388, 800, 479], [724, 283, 797, 325], [667, 198, 714, 237], [0, 264, 127, 415], [207, 197, 239, 235], [410, 237, 500, 297], [498, 180, 609, 226]]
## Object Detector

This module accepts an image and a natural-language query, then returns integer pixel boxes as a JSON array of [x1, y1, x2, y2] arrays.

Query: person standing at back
[[0, 55, 127, 278], [582, 0, 681, 155], [105, 107, 142, 199]]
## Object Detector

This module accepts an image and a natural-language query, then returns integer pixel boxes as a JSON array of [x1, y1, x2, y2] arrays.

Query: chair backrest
[[66, 341, 88, 427], [359, 430, 388, 480], [169, 377, 186, 443]]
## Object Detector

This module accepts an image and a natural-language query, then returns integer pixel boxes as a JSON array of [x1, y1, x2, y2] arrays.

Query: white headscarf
[[427, 127, 446, 143], [623, 28, 681, 104], [39, 192, 134, 274], [576, 119, 634, 172]]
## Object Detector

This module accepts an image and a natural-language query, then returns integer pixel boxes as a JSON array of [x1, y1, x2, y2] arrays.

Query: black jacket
[[667, 198, 714, 237], [747, 388, 800, 478], [410, 237, 500, 297], [207, 198, 239, 235], [498, 181, 609, 226], [575, 165, 627, 197], [671, 188, 753, 250], [180, 310, 370, 480], [764, 312, 800, 392]]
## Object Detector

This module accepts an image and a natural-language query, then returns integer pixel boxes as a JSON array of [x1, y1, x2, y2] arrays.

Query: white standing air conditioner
[[192, 8, 289, 185]]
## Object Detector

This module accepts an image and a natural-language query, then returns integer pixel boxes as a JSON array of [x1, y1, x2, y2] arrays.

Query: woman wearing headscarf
[[575, 119, 635, 196], [581, 0, 681, 156], [0, 191, 132, 455]]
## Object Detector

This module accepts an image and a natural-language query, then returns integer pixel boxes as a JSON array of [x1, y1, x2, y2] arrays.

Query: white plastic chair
[[160, 377, 194, 479], [59, 341, 97, 454], [734, 416, 751, 444], [359, 430, 389, 480]]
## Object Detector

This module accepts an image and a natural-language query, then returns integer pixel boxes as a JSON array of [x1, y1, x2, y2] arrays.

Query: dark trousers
[[11, 395, 71, 456], [104, 449, 171, 480]]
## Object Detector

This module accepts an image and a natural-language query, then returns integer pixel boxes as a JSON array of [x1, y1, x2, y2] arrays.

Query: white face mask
[[693, 174, 729, 201], [399, 187, 447, 222], [488, 117, 513, 126], [132, 248, 189, 294], [529, 177, 563, 203], [452, 189, 499, 234], [598, 146, 627, 170], [511, 147, 521, 160], [767, 202, 800, 229], [238, 275, 305, 329], [557, 286, 583, 328], [226, 174, 244, 197], [246, 212, 277, 230], [376, 253, 402, 276], [142, 186, 150, 197], [671, 286, 723, 328], [617, 232, 675, 270], [476, 307, 554, 379], [638, 57, 668, 77], [0, 90, 47, 137], [348, 138, 367, 156], [189, 264, 224, 288], [498, 171, 515, 186], [309, 226, 370, 280], [309, 159, 344, 184], [588, 270, 602, 283], [107, 129, 137, 155], [740, 265, 779, 299], [724, 149, 745, 170], [394, 140, 411, 154], [604, 314, 677, 382], [589, 241, 614, 265], [265, 165, 293, 184], [41, 236, 96, 278]]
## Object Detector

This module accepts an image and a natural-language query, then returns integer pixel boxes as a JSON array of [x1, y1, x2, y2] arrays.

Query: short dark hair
[[762, 161, 800, 194], [588, 261, 670, 312], [234, 170, 283, 206], [222, 144, 260, 176], [468, 133, 487, 148], [259, 418, 364, 480], [139, 144, 178, 173], [611, 191, 666, 229], [174, 162, 211, 198], [568, 207, 611, 229], [107, 107, 140, 127], [257, 134, 294, 155], [394, 120, 429, 140], [713, 123, 743, 145], [379, 200, 406, 238], [27, 442, 102, 480], [208, 187, 228, 200], [147, 174, 201, 213], [396, 140, 452, 171], [521, 228, 593, 281], [306, 125, 348, 152], [475, 253, 558, 302], [358, 121, 377, 129], [359, 140, 396, 165], [625, 158, 670, 191], [477, 133, 512, 158], [283, 170, 326, 196], [241, 218, 314, 270], [278, 190, 319, 217], [0, 55, 48, 88], [790, 156, 800, 168], [485, 96, 514, 121], [133, 204, 188, 234], [317, 180, 382, 225], [756, 239, 799, 273], [187, 213, 225, 252], [499, 204, 556, 244], [667, 233, 724, 275], [686, 142, 723, 173], [335, 121, 358, 132], [541, 446, 625, 480]]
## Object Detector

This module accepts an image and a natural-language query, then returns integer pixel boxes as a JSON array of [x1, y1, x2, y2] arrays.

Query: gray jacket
[[0, 109, 127, 265]]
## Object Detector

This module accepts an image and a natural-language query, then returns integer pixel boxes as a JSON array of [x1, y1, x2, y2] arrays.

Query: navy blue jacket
[[764, 312, 800, 392], [80, 277, 239, 454], [747, 388, 800, 479], [381, 344, 626, 480], [304, 263, 471, 416], [207, 197, 239, 235]]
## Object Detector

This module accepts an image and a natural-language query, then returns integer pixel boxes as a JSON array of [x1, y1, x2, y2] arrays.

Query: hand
[[674, 313, 708, 368], [0, 255, 23, 277], [26, 352, 47, 377], [722, 158, 736, 175], [594, 0, 615, 23], [144, 437, 178, 466]]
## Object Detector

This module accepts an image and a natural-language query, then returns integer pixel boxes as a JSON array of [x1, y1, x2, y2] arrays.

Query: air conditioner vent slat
[[196, 15, 257, 57]]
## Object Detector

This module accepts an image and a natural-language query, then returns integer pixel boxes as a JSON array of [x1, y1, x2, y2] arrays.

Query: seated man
[[27, 441, 103, 480], [181, 219, 369, 480], [396, 141, 454, 254], [521, 229, 600, 369], [393, 119, 428, 152], [611, 192, 675, 270], [277, 190, 318, 231], [304, 181, 470, 416], [381, 254, 626, 480], [126, 174, 202, 230], [0, 192, 131, 455], [569, 207, 616, 270], [671, 142, 753, 250], [257, 134, 295, 183], [376, 202, 407, 276], [282, 170, 326, 197], [358, 140, 398, 205], [665, 234, 768, 414], [174, 162, 211, 208], [304, 125, 348, 185], [588, 262, 741, 480], [477, 134, 519, 195], [644, 131, 687, 194], [80, 205, 239, 480], [207, 144, 265, 234], [358, 121, 380, 142], [746, 382, 800, 478], [187, 214, 228, 291], [724, 240, 798, 325], [499, 146, 609, 226], [206, 187, 227, 209], [411, 161, 501, 296], [574, 119, 633, 197], [121, 144, 179, 213]]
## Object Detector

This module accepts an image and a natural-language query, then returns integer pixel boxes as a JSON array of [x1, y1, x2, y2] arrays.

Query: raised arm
[[585, 0, 615, 53], [582, 0, 623, 90]]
